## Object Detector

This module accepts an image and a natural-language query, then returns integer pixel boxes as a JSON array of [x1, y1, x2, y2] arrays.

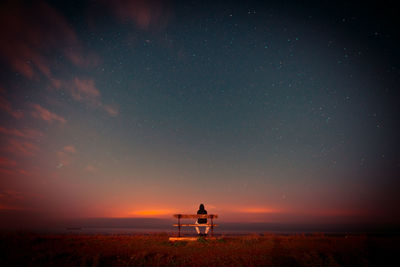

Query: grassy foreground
[[0, 233, 399, 266]]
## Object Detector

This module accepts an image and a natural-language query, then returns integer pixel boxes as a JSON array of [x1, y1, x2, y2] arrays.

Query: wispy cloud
[[0, 168, 17, 177], [65, 50, 100, 68], [71, 78, 101, 105], [105, 0, 171, 31], [103, 104, 119, 116], [0, 157, 17, 167], [63, 146, 77, 153], [0, 189, 36, 211], [0, 125, 42, 170], [0, 126, 43, 139], [0, 190, 24, 201], [84, 164, 96, 172], [0, 1, 99, 82], [2, 139, 40, 157], [0, 2, 75, 79], [0, 96, 23, 119], [57, 145, 77, 167], [67, 78, 119, 116], [31, 104, 66, 124]]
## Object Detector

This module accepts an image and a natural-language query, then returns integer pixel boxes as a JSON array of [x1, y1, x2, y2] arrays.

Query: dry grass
[[0, 232, 399, 266]]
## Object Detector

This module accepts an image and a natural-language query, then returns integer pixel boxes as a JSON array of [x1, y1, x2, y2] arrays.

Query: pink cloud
[[50, 78, 62, 89], [0, 190, 24, 201], [17, 169, 30, 175], [71, 78, 101, 104], [0, 156, 17, 167], [31, 104, 66, 124], [0, 190, 29, 211], [57, 152, 70, 166], [0, 96, 23, 119], [0, 2, 79, 79], [57, 145, 77, 166], [10, 58, 34, 79], [0, 126, 43, 139], [0, 204, 26, 210], [65, 49, 100, 68], [0, 1, 100, 92], [103, 104, 119, 116], [85, 164, 96, 172], [2, 138, 40, 157], [63, 145, 77, 153], [107, 0, 171, 31], [0, 168, 17, 177], [68, 78, 119, 117]]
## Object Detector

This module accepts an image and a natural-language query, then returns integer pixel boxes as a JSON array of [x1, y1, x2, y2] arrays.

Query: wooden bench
[[173, 214, 218, 237]]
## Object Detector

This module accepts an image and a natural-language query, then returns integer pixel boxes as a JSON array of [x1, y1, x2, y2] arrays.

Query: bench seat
[[173, 224, 217, 227], [172, 213, 218, 237]]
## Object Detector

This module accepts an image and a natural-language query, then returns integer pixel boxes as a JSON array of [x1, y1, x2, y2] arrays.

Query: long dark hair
[[199, 204, 205, 210]]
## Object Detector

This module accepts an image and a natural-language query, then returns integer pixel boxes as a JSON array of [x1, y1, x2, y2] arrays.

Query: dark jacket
[[197, 208, 207, 224]]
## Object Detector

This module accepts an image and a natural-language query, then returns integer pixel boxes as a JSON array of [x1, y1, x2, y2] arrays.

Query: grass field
[[0, 232, 399, 266]]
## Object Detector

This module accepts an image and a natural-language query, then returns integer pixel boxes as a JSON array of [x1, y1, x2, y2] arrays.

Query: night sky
[[0, 0, 399, 228]]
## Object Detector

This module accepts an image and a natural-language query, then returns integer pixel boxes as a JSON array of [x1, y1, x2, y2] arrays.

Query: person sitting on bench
[[195, 203, 210, 236]]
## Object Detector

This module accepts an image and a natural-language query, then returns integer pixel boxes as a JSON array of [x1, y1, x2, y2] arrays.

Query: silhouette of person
[[195, 203, 210, 236]]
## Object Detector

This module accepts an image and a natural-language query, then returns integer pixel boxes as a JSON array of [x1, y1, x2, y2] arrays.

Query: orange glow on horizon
[[239, 207, 279, 214], [130, 209, 174, 217], [62, 204, 366, 221]]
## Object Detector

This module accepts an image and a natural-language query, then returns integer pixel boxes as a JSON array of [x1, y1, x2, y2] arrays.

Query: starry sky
[[0, 0, 399, 228]]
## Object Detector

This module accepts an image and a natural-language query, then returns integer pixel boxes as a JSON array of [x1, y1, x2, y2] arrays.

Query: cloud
[[57, 145, 77, 166], [65, 50, 100, 68], [0, 125, 43, 164], [16, 169, 30, 176], [0, 1, 99, 82], [0, 126, 43, 139], [85, 164, 96, 172], [103, 104, 119, 116], [0, 168, 17, 177], [0, 2, 77, 79], [2, 139, 39, 157], [9, 58, 34, 79], [0, 96, 23, 119], [71, 78, 101, 105], [67, 78, 119, 116], [0, 166, 31, 177], [0, 2, 115, 117], [63, 146, 77, 153], [106, 0, 171, 31], [0, 190, 24, 201], [0, 157, 17, 167], [0, 189, 37, 211], [31, 104, 66, 124], [57, 153, 70, 166]]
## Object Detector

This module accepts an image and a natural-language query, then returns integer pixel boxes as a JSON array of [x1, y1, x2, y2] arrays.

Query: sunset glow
[[131, 210, 175, 217], [239, 208, 279, 214], [0, 0, 399, 230]]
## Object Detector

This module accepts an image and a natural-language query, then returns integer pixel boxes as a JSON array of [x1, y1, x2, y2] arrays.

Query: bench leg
[[211, 218, 214, 236], [178, 217, 181, 237]]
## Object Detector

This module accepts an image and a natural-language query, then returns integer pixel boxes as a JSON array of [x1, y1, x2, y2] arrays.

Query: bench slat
[[173, 224, 218, 227], [173, 214, 218, 219]]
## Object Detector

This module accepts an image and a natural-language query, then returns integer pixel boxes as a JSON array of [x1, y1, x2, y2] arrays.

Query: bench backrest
[[173, 214, 218, 219]]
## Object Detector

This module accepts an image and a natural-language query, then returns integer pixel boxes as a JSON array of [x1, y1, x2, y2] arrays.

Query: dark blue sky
[[0, 0, 399, 226]]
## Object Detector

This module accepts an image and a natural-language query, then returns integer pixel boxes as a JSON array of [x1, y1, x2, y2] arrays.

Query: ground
[[0, 233, 399, 266]]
